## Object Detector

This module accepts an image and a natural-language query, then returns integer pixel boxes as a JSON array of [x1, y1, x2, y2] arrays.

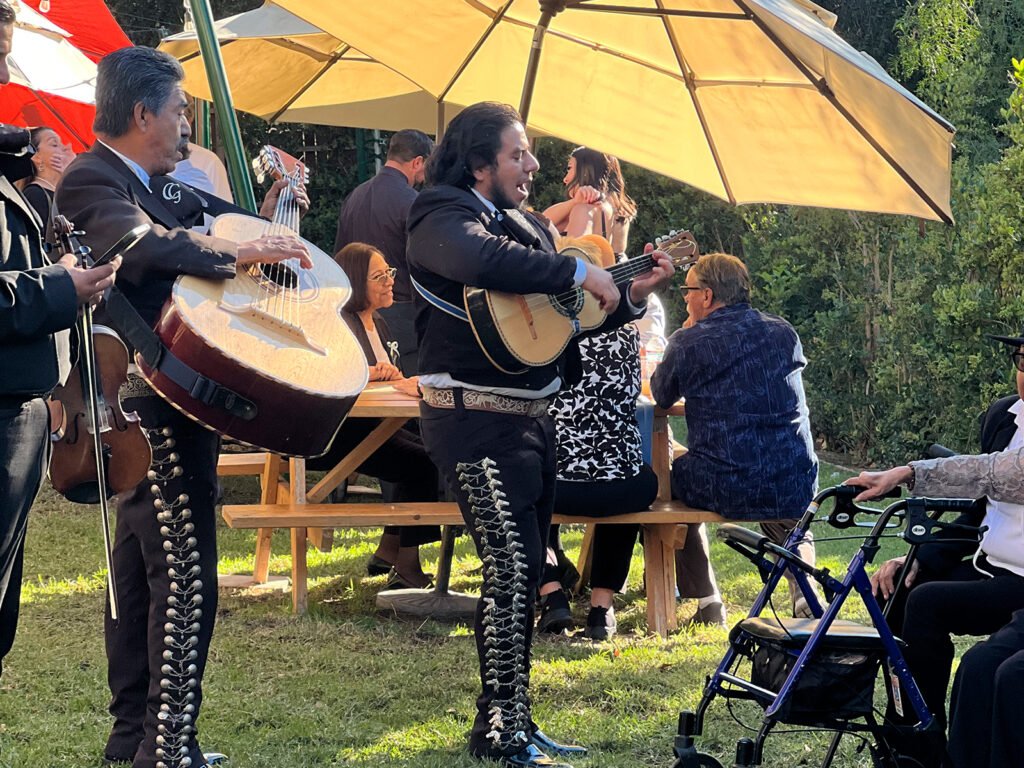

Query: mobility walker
[[670, 484, 983, 768]]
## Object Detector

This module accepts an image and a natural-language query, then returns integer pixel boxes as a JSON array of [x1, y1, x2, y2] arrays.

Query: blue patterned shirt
[[651, 303, 818, 520]]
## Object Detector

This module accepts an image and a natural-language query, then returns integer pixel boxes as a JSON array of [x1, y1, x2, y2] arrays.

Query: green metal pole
[[187, 0, 257, 212]]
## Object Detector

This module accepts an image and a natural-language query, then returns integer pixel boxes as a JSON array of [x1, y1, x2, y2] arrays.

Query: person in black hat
[[847, 327, 1024, 766]]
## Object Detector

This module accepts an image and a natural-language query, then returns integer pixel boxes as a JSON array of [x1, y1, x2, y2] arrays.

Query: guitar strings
[[515, 241, 693, 314]]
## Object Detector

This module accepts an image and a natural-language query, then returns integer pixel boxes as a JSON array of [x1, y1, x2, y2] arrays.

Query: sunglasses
[[369, 267, 398, 284], [1012, 351, 1024, 373]]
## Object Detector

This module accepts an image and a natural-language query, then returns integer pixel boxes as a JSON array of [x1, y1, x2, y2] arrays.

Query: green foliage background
[[107, 0, 1024, 463]]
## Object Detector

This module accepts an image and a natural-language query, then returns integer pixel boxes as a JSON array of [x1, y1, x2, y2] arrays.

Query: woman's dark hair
[[94, 47, 185, 138], [27, 126, 57, 183], [569, 146, 637, 223], [335, 242, 383, 313], [426, 102, 522, 188]]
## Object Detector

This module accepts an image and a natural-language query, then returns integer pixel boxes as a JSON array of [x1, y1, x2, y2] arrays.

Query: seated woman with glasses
[[308, 242, 441, 589]]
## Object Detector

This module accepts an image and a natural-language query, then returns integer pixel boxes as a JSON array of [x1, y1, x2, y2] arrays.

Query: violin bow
[[52, 214, 120, 621]]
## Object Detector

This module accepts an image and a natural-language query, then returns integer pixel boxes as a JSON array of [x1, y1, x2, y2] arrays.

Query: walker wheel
[[694, 754, 724, 768]]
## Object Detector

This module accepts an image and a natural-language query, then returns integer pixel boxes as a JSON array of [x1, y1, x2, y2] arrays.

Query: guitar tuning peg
[[669, 229, 677, 236]]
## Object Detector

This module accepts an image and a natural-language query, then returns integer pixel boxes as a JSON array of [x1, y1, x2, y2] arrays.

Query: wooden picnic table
[[218, 385, 722, 636]]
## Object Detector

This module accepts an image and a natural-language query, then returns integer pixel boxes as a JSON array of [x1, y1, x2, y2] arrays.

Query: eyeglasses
[[369, 267, 398, 284], [679, 284, 706, 293], [1012, 351, 1024, 373]]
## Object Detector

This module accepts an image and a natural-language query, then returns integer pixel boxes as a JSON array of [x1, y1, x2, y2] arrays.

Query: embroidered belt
[[421, 387, 550, 418], [119, 372, 158, 400]]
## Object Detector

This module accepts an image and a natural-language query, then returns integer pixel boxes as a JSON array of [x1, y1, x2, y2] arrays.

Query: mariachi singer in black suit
[[407, 102, 674, 768], [55, 47, 309, 768], [0, 0, 120, 680]]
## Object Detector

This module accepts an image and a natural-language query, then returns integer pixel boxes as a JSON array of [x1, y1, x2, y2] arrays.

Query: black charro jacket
[[406, 184, 641, 391], [0, 174, 77, 397], [56, 143, 238, 330]]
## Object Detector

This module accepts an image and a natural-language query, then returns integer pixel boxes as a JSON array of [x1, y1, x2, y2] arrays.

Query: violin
[[49, 217, 152, 502], [48, 215, 151, 619]]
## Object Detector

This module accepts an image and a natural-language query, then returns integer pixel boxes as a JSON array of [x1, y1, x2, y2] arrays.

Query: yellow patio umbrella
[[273, 0, 956, 223], [159, 2, 462, 133]]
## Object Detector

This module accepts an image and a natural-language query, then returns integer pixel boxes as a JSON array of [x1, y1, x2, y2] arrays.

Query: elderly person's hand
[[870, 556, 920, 600], [846, 466, 913, 502], [393, 376, 421, 398], [370, 362, 403, 382]]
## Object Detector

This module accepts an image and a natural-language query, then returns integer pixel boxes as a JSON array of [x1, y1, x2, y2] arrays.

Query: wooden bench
[[222, 499, 724, 637]]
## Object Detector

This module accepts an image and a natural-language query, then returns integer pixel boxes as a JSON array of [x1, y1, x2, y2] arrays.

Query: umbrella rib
[[732, 0, 952, 224], [653, 0, 736, 205], [32, 88, 90, 148], [267, 43, 353, 124], [437, 0, 513, 103], [568, 3, 749, 20]]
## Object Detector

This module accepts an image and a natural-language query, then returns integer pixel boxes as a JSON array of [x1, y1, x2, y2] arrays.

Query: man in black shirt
[[0, 0, 120, 677], [334, 129, 434, 375]]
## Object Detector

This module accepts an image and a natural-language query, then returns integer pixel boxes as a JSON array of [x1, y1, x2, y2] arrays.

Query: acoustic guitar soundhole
[[251, 263, 299, 290], [551, 287, 585, 318]]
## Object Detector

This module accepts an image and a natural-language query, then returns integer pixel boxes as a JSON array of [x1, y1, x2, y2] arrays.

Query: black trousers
[[947, 609, 1024, 768], [419, 400, 555, 758], [104, 391, 221, 768], [545, 465, 659, 591], [886, 559, 1024, 764], [308, 417, 441, 548], [0, 397, 49, 674]]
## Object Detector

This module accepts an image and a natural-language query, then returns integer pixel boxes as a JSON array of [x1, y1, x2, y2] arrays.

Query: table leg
[[290, 524, 308, 614], [253, 453, 282, 583], [643, 523, 679, 637], [375, 525, 477, 619]]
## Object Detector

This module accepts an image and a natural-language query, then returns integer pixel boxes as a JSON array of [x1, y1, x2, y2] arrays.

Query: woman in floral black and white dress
[[537, 249, 658, 640]]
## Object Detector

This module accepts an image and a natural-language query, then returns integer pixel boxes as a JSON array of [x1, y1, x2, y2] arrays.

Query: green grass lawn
[[0, 461, 964, 768]]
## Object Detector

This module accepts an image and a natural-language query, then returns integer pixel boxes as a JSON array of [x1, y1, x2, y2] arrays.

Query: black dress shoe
[[583, 605, 617, 641], [537, 590, 574, 634], [531, 729, 588, 757], [366, 554, 393, 576], [491, 743, 573, 767], [383, 567, 434, 590]]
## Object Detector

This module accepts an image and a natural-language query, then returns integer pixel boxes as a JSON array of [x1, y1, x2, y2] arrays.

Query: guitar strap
[[410, 275, 469, 321]]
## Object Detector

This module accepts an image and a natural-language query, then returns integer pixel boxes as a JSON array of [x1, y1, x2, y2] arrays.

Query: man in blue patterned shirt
[[651, 253, 818, 626]]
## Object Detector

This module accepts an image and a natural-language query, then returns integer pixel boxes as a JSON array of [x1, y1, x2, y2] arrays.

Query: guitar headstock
[[253, 145, 310, 187], [654, 229, 700, 269]]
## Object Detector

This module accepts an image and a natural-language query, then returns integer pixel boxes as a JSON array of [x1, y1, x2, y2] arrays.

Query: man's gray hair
[[94, 47, 185, 138], [0, 1, 14, 24], [690, 253, 751, 307]]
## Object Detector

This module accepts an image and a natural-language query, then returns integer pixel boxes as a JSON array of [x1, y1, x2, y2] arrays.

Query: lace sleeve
[[910, 447, 1024, 503]]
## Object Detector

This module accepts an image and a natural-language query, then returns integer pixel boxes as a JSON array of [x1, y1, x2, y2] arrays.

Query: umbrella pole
[[187, 0, 257, 213], [519, 1, 568, 122]]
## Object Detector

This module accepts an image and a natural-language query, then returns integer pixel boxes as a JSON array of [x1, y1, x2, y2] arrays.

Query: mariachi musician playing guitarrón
[[407, 102, 674, 768], [56, 47, 310, 768]]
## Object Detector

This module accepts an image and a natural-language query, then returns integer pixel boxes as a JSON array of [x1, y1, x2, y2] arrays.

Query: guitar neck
[[607, 253, 657, 286], [272, 178, 302, 234]]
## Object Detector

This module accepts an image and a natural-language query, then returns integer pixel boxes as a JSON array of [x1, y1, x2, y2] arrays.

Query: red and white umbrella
[[0, 1, 131, 151]]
